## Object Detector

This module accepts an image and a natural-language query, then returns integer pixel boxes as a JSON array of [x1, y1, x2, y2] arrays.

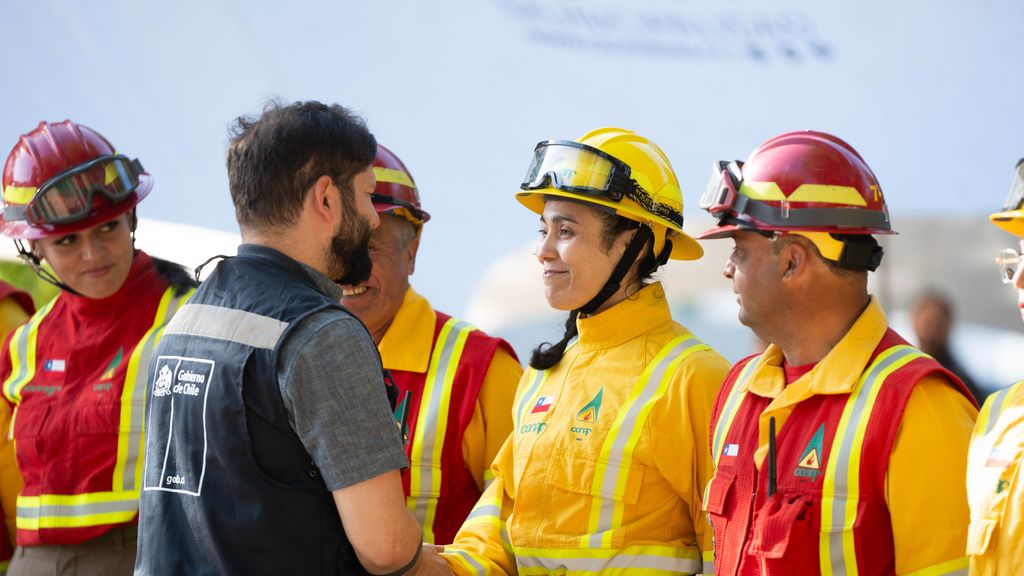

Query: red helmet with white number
[[371, 144, 429, 225], [698, 130, 891, 271], [2, 120, 151, 240]]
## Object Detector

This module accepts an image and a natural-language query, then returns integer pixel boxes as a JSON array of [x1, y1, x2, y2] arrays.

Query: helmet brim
[[517, 189, 703, 260], [990, 209, 1024, 237]]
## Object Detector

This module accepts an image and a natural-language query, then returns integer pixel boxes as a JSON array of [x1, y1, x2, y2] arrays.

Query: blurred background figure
[[910, 289, 983, 403]]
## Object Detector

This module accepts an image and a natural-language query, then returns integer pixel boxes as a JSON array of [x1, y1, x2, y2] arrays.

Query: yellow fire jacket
[[443, 283, 730, 575], [967, 379, 1024, 575]]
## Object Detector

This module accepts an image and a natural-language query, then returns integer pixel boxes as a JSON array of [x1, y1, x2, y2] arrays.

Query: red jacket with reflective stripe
[[706, 329, 970, 576], [0, 252, 183, 545], [390, 311, 513, 545]]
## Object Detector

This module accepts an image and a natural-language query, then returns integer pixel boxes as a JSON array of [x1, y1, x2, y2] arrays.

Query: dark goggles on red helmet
[[700, 159, 890, 230], [371, 193, 429, 223], [3, 155, 145, 226], [520, 140, 638, 202], [1001, 158, 1024, 213]]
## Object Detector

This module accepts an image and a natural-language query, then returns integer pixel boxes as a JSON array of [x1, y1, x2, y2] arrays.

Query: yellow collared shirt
[[967, 380, 1024, 575], [739, 297, 976, 576], [378, 288, 521, 491]]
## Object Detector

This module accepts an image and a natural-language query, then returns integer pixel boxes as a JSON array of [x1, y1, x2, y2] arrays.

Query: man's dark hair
[[226, 100, 377, 231]]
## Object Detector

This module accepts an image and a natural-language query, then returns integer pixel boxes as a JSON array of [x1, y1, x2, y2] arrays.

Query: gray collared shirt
[[277, 261, 408, 490]]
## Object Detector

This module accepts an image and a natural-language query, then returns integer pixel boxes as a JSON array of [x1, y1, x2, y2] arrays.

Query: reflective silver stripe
[[824, 346, 920, 576], [589, 336, 704, 548], [2, 300, 57, 404], [514, 338, 577, 429], [18, 498, 137, 519], [409, 319, 474, 536], [465, 504, 501, 521], [514, 368, 545, 429], [703, 559, 715, 574], [942, 569, 968, 576], [119, 288, 192, 491], [449, 550, 487, 575], [516, 553, 702, 574], [983, 384, 1017, 435], [163, 303, 287, 349], [711, 355, 760, 463]]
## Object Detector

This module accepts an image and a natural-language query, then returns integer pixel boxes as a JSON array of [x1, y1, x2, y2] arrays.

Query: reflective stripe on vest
[[407, 317, 476, 543], [16, 490, 139, 530], [114, 287, 192, 492], [2, 299, 58, 412], [9, 286, 191, 531], [976, 381, 1022, 436], [711, 355, 762, 464], [703, 550, 715, 575], [515, 544, 703, 575], [585, 335, 710, 549], [819, 345, 923, 576]]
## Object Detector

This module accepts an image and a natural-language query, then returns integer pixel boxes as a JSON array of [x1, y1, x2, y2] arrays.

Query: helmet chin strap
[[13, 239, 84, 298], [575, 226, 653, 316]]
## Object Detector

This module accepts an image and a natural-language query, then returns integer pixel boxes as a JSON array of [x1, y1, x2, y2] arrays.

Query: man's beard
[[327, 218, 373, 285]]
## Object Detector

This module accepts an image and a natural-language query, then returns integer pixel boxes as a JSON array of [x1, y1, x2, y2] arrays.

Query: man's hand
[[403, 544, 454, 576]]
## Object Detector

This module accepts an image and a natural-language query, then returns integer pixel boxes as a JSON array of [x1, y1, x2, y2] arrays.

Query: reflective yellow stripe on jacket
[[408, 317, 475, 543], [9, 286, 191, 531], [585, 334, 709, 549], [2, 299, 58, 413]]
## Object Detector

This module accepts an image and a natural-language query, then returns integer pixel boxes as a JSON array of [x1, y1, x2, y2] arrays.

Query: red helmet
[[1, 120, 152, 240], [371, 144, 429, 225], [697, 131, 891, 271], [698, 130, 892, 238]]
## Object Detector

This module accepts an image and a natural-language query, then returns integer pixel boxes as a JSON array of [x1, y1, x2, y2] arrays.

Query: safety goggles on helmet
[[371, 193, 429, 223], [699, 159, 891, 231], [521, 140, 638, 203], [3, 154, 145, 226], [995, 244, 1023, 284]]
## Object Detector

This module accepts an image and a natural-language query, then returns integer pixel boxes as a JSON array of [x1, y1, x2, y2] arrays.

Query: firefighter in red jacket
[[338, 144, 522, 545], [697, 131, 978, 575], [0, 121, 195, 575]]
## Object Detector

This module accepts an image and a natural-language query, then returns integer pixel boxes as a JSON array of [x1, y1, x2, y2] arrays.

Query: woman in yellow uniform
[[967, 158, 1024, 574], [441, 128, 730, 575]]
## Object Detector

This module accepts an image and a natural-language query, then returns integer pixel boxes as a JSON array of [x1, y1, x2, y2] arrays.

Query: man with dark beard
[[136, 101, 446, 575]]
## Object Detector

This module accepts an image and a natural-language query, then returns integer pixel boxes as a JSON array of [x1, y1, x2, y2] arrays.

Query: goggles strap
[[576, 226, 652, 315], [12, 240, 84, 297], [835, 236, 884, 272]]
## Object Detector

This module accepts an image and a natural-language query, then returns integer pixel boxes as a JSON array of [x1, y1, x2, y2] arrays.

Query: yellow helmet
[[516, 127, 703, 261], [990, 158, 1024, 237]]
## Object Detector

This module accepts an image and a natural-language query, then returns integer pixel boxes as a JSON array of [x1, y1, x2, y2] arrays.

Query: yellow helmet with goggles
[[516, 127, 702, 261]]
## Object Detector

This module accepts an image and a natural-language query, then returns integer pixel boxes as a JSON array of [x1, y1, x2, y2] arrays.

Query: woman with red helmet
[[0, 121, 196, 575]]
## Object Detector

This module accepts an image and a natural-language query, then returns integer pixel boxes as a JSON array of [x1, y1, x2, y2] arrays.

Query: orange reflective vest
[[0, 252, 191, 546], [391, 311, 515, 545], [706, 329, 971, 576]]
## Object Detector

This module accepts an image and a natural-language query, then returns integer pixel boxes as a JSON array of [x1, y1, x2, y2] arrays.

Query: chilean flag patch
[[44, 359, 66, 372], [531, 396, 554, 413], [724, 443, 740, 457]]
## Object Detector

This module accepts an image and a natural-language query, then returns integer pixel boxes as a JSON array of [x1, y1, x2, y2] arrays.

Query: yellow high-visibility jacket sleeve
[[886, 375, 977, 575], [462, 348, 522, 491], [649, 348, 730, 569], [0, 299, 28, 346], [445, 434, 517, 576]]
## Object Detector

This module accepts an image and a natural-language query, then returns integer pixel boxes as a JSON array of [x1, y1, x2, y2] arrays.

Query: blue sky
[[2, 0, 1022, 316]]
